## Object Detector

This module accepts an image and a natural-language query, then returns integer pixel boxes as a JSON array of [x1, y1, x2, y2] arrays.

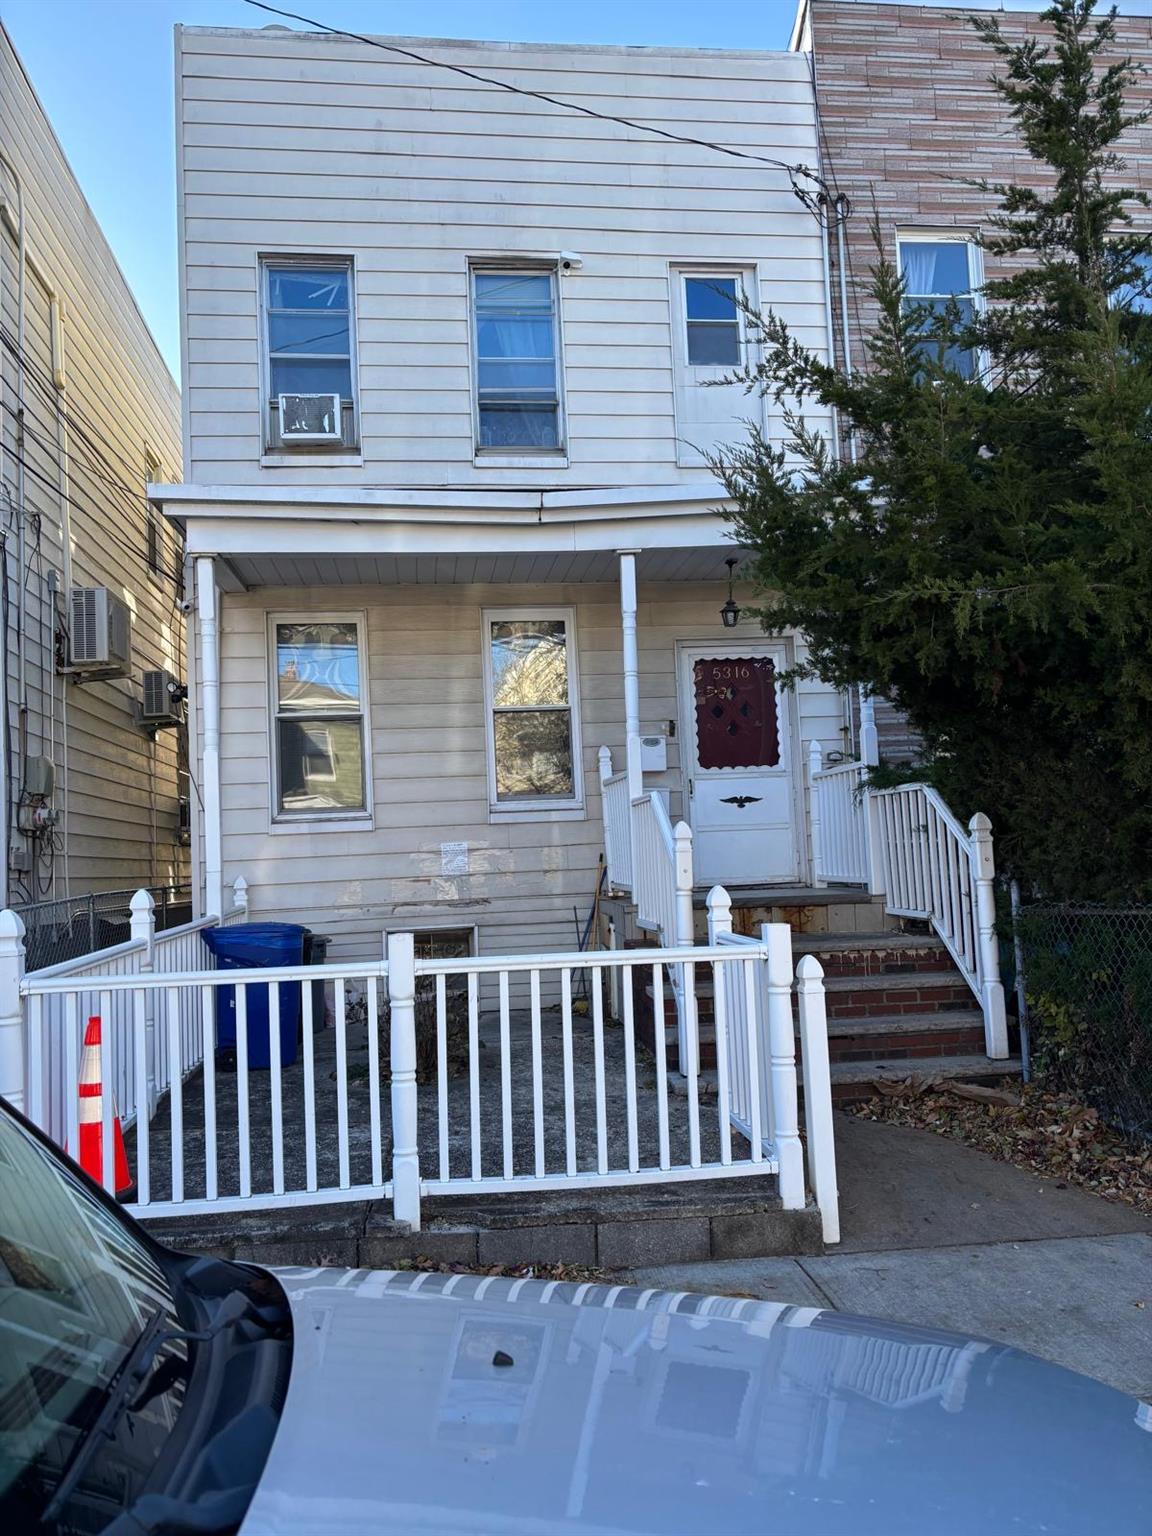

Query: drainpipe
[[0, 154, 27, 898], [834, 197, 856, 461], [818, 206, 841, 461], [617, 550, 643, 883], [195, 557, 223, 918]]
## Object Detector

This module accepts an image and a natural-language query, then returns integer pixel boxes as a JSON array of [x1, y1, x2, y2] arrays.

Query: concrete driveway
[[630, 1112, 1152, 1400]]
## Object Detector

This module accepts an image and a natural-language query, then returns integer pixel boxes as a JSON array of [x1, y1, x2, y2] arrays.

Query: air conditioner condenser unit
[[278, 392, 342, 441], [65, 587, 132, 679], [141, 668, 186, 727]]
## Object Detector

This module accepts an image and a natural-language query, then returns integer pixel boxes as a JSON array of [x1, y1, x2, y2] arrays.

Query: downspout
[[834, 197, 856, 460], [0, 154, 27, 897], [818, 208, 841, 461]]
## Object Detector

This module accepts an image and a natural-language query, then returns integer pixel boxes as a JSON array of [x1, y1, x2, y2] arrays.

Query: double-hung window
[[272, 616, 368, 818], [472, 269, 563, 452], [897, 235, 982, 378], [262, 259, 357, 450], [484, 610, 582, 811], [683, 274, 744, 366]]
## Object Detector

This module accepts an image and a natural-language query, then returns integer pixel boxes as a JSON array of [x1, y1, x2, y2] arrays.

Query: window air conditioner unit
[[66, 587, 132, 678], [278, 392, 342, 441], [141, 668, 186, 727]]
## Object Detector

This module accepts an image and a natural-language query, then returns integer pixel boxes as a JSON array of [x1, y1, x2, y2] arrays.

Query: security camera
[[558, 251, 584, 273]]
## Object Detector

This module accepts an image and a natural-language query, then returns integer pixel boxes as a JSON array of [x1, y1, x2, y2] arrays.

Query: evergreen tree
[[719, 0, 1152, 898]]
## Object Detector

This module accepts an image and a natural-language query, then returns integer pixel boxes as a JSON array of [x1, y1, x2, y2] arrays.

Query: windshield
[[0, 1108, 186, 1531]]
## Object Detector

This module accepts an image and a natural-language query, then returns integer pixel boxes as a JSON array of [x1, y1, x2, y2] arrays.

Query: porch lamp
[[720, 558, 741, 628]]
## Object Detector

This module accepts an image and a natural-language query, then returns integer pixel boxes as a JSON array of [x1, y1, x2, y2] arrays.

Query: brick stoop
[[631, 928, 1019, 1094], [140, 1177, 824, 1269]]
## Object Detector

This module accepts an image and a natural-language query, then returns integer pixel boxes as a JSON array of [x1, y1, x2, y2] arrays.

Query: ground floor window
[[270, 614, 369, 817], [482, 608, 583, 812]]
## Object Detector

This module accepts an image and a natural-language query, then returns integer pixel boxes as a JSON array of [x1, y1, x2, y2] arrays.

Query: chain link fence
[[1014, 904, 1152, 1140], [14, 886, 194, 973]]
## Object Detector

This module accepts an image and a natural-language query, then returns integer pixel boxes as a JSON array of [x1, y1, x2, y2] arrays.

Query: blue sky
[[6, 0, 1152, 379]]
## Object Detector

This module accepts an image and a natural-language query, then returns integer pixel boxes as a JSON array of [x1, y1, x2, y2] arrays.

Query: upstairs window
[[272, 616, 368, 818], [684, 275, 743, 366], [472, 270, 562, 453], [1112, 250, 1152, 312], [262, 259, 357, 450], [483, 610, 582, 811], [897, 235, 981, 378]]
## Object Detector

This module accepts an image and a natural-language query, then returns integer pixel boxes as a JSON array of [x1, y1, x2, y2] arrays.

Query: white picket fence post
[[673, 821, 694, 948], [795, 954, 840, 1244], [231, 875, 249, 919], [130, 890, 158, 1115], [859, 684, 879, 768], [0, 910, 26, 1113], [807, 740, 826, 887], [387, 930, 422, 1229], [969, 813, 1009, 1059], [598, 746, 616, 886], [706, 884, 732, 945], [764, 922, 805, 1209]]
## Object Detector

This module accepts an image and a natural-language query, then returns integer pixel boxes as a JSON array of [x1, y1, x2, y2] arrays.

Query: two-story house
[[156, 24, 852, 965]]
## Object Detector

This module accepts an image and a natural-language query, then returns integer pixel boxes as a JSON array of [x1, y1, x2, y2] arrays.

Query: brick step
[[652, 1006, 986, 1071], [792, 931, 956, 976], [822, 970, 977, 1019]]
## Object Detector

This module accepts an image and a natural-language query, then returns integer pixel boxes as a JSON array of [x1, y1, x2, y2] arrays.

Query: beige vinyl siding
[[0, 25, 185, 896], [212, 580, 845, 962], [177, 28, 831, 487]]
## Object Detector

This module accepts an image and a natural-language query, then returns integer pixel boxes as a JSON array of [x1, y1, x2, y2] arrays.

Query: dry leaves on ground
[[393, 1255, 618, 1283], [854, 1080, 1152, 1217]]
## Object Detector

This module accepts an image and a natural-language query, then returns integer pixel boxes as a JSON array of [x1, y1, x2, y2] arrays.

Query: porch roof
[[156, 480, 749, 586]]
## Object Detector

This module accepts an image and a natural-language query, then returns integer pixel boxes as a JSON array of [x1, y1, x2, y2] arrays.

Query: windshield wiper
[[42, 1291, 272, 1527]]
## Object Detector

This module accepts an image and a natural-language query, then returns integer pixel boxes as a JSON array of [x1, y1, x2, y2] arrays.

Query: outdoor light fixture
[[720, 558, 741, 628]]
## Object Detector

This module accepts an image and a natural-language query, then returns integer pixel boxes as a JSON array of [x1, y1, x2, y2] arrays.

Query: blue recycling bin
[[201, 922, 306, 1069]]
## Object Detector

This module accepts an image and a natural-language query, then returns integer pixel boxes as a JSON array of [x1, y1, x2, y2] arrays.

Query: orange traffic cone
[[72, 1015, 133, 1198]]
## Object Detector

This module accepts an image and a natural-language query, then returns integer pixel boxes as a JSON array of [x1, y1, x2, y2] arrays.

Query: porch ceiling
[[223, 547, 748, 588]]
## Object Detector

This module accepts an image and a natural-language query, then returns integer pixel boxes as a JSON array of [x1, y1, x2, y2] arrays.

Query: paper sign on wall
[[441, 841, 469, 876]]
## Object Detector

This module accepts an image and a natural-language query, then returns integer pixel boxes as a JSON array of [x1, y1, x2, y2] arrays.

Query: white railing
[[7, 921, 839, 1241], [806, 740, 1008, 1060], [15, 879, 250, 1150], [871, 785, 1007, 1057], [598, 746, 633, 891], [707, 887, 839, 1244], [809, 751, 872, 886]]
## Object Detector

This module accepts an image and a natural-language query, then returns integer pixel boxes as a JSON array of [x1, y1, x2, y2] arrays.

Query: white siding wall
[[177, 28, 830, 487], [215, 580, 846, 961], [0, 25, 186, 898]]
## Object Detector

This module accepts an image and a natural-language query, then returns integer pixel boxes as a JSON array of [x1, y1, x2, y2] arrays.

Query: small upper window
[[472, 270, 562, 452], [897, 237, 980, 378], [1112, 250, 1152, 312], [684, 275, 743, 366], [263, 260, 357, 449]]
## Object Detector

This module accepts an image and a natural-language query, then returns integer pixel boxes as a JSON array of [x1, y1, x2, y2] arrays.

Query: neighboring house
[[157, 25, 846, 958], [797, 0, 1152, 411], [0, 22, 187, 914]]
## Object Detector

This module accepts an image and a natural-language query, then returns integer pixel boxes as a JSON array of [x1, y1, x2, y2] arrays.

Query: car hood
[[239, 1266, 1152, 1536]]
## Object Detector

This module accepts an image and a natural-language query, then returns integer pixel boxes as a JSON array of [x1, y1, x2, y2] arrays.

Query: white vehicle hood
[[239, 1266, 1152, 1536]]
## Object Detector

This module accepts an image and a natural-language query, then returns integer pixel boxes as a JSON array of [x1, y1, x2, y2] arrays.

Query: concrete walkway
[[630, 1112, 1152, 1400]]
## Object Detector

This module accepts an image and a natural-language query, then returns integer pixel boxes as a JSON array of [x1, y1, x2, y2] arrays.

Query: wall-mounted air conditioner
[[278, 392, 342, 442], [141, 668, 185, 727], [65, 587, 132, 679]]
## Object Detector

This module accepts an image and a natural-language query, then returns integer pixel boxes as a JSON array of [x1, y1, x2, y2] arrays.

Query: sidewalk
[[629, 1113, 1152, 1400]]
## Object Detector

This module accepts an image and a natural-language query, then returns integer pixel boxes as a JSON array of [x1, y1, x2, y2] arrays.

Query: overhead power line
[[243, 0, 830, 210]]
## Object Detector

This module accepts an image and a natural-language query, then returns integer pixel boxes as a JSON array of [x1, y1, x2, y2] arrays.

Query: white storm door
[[680, 645, 799, 887]]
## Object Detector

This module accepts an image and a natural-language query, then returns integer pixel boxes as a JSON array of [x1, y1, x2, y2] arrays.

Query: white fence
[[598, 747, 633, 891], [19, 879, 250, 1150], [807, 746, 1008, 1060], [6, 904, 840, 1245]]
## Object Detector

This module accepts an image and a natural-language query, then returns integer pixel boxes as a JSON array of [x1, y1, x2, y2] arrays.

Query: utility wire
[[243, 0, 830, 210]]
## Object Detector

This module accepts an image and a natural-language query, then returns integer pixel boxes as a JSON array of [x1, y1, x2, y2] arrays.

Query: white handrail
[[598, 746, 633, 891], [810, 757, 871, 885]]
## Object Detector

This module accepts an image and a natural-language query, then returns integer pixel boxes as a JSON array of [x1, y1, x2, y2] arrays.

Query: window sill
[[488, 805, 586, 824], [474, 453, 569, 470], [261, 452, 364, 469], [269, 813, 374, 835]]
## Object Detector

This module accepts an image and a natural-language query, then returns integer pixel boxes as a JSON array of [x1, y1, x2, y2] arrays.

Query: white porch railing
[[6, 909, 839, 1243], [598, 747, 633, 891], [807, 743, 1008, 1059], [18, 878, 250, 1149]]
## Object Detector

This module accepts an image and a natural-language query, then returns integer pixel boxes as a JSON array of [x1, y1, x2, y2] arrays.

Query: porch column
[[618, 550, 644, 886], [196, 557, 224, 920]]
